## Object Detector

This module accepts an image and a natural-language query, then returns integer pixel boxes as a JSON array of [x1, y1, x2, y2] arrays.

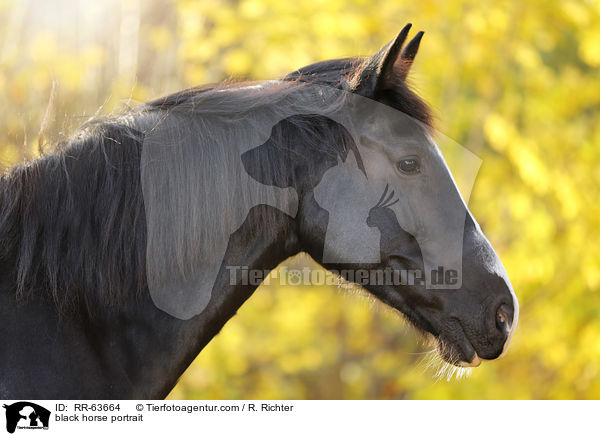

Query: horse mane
[[149, 57, 432, 125], [0, 119, 147, 314], [0, 56, 432, 316]]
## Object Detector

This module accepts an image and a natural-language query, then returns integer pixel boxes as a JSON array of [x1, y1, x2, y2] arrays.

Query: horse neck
[[102, 204, 300, 398], [0, 137, 301, 398], [1, 200, 299, 399]]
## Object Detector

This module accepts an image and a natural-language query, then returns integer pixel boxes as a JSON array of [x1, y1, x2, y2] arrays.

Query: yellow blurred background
[[0, 0, 599, 399]]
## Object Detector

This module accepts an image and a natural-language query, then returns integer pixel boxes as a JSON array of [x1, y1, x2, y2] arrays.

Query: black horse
[[0, 24, 517, 399]]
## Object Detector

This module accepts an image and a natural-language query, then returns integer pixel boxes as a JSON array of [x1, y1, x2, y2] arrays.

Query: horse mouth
[[377, 283, 485, 368], [393, 303, 481, 367], [453, 346, 482, 367], [436, 320, 482, 367], [436, 337, 482, 367]]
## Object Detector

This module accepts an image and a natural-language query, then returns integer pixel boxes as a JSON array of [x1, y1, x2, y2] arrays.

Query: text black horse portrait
[[0, 24, 518, 399]]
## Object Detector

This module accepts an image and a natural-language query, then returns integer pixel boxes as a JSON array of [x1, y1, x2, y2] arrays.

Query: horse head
[[244, 24, 518, 367]]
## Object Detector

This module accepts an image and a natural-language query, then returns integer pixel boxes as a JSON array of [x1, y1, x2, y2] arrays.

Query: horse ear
[[350, 23, 424, 97], [379, 28, 424, 88]]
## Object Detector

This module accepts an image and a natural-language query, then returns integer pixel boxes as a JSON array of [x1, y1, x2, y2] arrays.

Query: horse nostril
[[496, 304, 511, 333]]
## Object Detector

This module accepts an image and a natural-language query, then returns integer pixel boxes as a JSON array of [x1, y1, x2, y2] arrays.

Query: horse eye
[[397, 157, 421, 175]]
